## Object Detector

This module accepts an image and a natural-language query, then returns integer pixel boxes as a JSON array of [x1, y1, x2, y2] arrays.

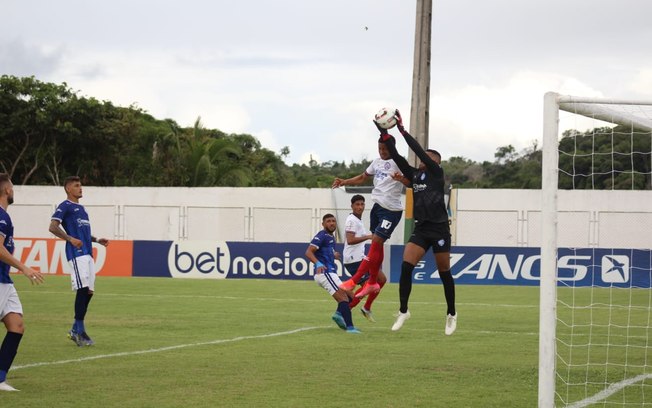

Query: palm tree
[[181, 117, 252, 186]]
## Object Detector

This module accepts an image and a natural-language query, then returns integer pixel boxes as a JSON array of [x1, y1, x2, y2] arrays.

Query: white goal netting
[[540, 94, 652, 408]]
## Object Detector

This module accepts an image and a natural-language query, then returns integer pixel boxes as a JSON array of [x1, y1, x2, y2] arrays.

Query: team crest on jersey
[[383, 162, 391, 170], [438, 239, 445, 247], [420, 173, 426, 181]]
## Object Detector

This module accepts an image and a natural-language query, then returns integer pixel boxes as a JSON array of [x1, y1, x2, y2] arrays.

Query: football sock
[[75, 319, 86, 334], [349, 290, 362, 309], [399, 261, 416, 313], [75, 287, 90, 332], [366, 241, 384, 285], [348, 258, 370, 285], [439, 270, 456, 315], [337, 301, 354, 328], [364, 280, 385, 310], [0, 332, 23, 381]]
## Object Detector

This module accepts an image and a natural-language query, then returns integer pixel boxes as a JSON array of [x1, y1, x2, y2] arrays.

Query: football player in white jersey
[[342, 195, 387, 322], [49, 176, 109, 346], [333, 137, 404, 298]]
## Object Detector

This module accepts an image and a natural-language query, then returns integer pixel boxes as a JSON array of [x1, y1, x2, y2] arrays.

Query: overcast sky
[[2, 0, 652, 165]]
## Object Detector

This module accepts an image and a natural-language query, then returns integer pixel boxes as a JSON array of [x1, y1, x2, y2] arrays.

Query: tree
[[558, 127, 651, 189], [5, 75, 648, 190], [177, 118, 252, 187], [0, 75, 77, 184]]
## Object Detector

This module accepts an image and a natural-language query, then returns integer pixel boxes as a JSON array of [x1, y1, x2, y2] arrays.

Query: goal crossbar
[[558, 95, 652, 132]]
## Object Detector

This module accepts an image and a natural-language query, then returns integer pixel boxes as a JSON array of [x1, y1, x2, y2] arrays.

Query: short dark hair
[[350, 194, 365, 205], [63, 176, 81, 190], [426, 149, 441, 160], [322, 213, 335, 222], [0, 173, 10, 189]]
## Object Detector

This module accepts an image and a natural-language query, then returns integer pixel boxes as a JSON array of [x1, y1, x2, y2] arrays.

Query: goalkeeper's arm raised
[[395, 110, 443, 177]]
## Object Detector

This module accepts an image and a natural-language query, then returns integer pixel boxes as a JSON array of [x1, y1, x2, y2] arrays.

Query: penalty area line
[[566, 373, 652, 408], [13, 326, 325, 371]]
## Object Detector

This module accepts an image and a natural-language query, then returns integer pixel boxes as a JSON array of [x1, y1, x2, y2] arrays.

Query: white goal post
[[539, 92, 652, 408]]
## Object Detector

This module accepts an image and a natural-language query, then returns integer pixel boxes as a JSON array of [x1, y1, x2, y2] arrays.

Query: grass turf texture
[[5, 276, 541, 407]]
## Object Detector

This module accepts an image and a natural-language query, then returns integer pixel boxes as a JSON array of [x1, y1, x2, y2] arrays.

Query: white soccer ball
[[374, 107, 397, 130]]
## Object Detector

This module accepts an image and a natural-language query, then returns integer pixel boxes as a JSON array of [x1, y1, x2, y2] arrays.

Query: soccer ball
[[374, 107, 397, 129]]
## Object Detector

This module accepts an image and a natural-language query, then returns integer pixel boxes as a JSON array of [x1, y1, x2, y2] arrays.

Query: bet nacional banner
[[130, 241, 347, 280], [10, 239, 652, 288]]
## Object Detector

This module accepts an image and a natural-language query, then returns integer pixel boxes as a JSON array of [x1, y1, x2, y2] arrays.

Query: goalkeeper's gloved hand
[[395, 109, 406, 133], [373, 119, 386, 133], [373, 120, 393, 142]]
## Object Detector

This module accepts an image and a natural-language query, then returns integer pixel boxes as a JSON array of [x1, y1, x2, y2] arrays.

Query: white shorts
[[69, 254, 96, 291], [314, 272, 343, 296], [0, 283, 23, 320]]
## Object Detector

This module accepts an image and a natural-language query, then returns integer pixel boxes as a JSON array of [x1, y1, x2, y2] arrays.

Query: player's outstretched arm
[[332, 173, 368, 188], [395, 110, 441, 172]]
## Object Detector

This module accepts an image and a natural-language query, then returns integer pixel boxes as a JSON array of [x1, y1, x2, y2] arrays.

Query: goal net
[[539, 93, 652, 407]]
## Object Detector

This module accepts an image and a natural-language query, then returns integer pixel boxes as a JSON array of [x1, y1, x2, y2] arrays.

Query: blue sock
[[0, 332, 23, 382], [74, 287, 90, 333], [74, 320, 86, 333], [337, 301, 354, 328]]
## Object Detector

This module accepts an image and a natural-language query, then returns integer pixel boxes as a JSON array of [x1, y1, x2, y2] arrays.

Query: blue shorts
[[370, 203, 403, 240]]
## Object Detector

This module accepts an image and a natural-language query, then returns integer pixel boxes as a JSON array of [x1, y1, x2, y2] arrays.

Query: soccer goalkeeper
[[378, 110, 457, 335]]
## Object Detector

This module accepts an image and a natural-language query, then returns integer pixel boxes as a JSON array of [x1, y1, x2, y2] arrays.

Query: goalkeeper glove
[[395, 109, 406, 133], [373, 120, 392, 141]]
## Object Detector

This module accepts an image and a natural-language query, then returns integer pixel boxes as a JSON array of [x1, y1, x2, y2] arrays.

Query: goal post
[[539, 92, 560, 408], [539, 92, 652, 407]]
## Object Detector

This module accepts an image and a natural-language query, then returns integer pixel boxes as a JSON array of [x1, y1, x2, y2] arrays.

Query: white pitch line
[[566, 373, 652, 408], [21, 290, 535, 308], [12, 326, 324, 371]]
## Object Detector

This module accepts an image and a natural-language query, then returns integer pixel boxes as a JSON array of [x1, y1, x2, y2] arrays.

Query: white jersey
[[365, 158, 404, 211], [343, 213, 368, 264]]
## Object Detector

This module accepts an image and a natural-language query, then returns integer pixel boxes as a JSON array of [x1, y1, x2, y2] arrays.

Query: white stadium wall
[[11, 186, 652, 248]]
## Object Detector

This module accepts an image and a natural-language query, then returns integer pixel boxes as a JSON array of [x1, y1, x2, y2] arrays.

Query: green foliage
[[3, 75, 649, 190], [443, 141, 542, 189], [558, 127, 652, 189]]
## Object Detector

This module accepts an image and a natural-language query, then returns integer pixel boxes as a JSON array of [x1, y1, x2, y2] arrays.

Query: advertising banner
[[12, 238, 133, 277], [132, 241, 348, 280], [390, 246, 652, 288], [14, 238, 649, 288]]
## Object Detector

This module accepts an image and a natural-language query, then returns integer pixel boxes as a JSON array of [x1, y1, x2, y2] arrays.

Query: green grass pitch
[[6, 276, 541, 407]]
